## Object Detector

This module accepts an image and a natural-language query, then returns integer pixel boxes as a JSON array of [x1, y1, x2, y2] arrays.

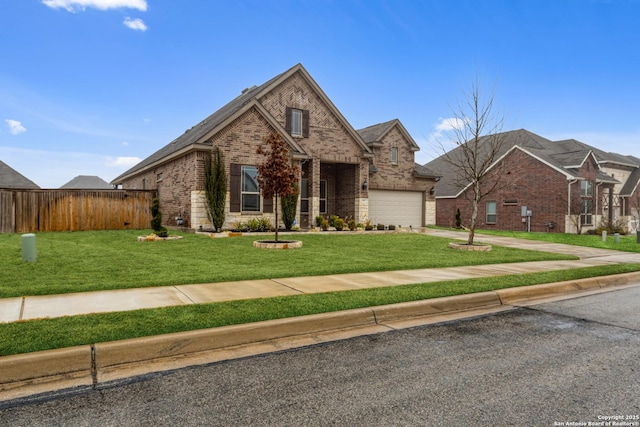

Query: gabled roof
[[556, 139, 639, 168], [414, 163, 440, 179], [0, 160, 40, 189], [112, 64, 373, 184], [621, 167, 640, 196], [60, 175, 112, 189], [357, 119, 420, 152], [424, 129, 632, 198], [357, 119, 434, 179]]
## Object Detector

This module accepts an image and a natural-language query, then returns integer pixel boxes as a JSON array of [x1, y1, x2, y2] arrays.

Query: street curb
[[495, 270, 640, 304], [2, 272, 640, 402]]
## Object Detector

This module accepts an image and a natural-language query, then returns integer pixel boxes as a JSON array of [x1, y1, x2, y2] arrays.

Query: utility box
[[21, 233, 37, 262]]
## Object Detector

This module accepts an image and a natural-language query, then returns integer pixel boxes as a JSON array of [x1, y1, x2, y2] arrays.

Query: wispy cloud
[[106, 156, 141, 168], [123, 17, 147, 31], [41, 0, 147, 12], [5, 119, 27, 135], [426, 117, 467, 145]]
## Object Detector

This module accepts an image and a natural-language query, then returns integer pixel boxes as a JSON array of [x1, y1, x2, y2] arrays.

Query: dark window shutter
[[230, 163, 241, 212], [263, 195, 273, 213], [302, 109, 309, 138], [285, 107, 292, 134]]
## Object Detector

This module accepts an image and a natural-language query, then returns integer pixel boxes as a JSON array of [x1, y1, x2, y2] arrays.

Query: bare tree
[[435, 78, 507, 245]]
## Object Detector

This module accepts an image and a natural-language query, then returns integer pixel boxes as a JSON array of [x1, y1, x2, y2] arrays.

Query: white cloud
[[435, 117, 467, 132], [425, 117, 467, 146], [123, 17, 147, 31], [41, 0, 147, 12], [5, 119, 27, 135], [106, 156, 141, 168]]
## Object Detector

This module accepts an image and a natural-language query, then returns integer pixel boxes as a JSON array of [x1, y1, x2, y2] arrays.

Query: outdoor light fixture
[[362, 179, 368, 190], [429, 186, 435, 196], [176, 215, 184, 226]]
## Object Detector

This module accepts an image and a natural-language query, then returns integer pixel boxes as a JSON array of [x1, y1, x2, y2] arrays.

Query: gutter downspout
[[568, 179, 578, 233], [596, 182, 603, 228]]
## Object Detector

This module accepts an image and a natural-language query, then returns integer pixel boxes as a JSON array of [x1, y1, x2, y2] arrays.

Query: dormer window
[[286, 107, 309, 138]]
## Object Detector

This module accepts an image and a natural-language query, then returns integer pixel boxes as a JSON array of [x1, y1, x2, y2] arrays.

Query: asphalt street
[[1, 286, 639, 426]]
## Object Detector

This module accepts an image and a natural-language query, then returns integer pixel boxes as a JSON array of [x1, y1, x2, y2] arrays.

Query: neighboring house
[[111, 64, 439, 230], [0, 160, 40, 189], [60, 175, 113, 189], [425, 129, 640, 234]]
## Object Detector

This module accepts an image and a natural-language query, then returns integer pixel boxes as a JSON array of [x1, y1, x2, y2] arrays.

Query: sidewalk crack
[[19, 296, 25, 320], [269, 279, 305, 294], [174, 287, 197, 304]]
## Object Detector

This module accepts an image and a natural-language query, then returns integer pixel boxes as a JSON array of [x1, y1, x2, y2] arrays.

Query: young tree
[[435, 78, 507, 245], [256, 132, 300, 242], [205, 146, 227, 231]]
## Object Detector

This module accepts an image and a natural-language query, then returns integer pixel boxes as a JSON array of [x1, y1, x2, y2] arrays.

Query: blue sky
[[1, 0, 639, 188]]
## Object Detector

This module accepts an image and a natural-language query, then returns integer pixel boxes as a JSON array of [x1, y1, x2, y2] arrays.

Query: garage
[[368, 190, 424, 228]]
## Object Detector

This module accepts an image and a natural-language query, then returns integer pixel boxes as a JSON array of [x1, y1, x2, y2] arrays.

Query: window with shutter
[[230, 164, 241, 212], [241, 165, 260, 212], [285, 107, 309, 138]]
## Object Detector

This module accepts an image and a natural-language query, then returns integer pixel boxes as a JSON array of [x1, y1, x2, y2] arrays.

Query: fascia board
[[112, 143, 210, 183], [195, 100, 307, 157]]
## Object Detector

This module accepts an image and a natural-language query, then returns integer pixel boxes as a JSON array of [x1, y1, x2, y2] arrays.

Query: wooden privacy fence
[[0, 189, 157, 233]]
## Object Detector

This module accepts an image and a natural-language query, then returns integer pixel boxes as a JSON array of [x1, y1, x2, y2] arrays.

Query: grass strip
[[459, 227, 640, 253], [2, 263, 639, 356]]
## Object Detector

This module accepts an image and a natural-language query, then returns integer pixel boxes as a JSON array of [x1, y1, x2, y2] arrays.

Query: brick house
[[425, 129, 640, 233], [111, 64, 438, 230]]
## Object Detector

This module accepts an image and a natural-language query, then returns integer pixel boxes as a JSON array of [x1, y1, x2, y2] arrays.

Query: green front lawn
[[470, 228, 640, 252], [0, 230, 577, 298]]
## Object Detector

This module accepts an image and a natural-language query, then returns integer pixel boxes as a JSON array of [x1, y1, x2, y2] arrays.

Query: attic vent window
[[503, 199, 518, 205]]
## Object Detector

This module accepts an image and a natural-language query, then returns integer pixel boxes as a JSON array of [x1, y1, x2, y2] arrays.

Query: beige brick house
[[112, 64, 438, 230]]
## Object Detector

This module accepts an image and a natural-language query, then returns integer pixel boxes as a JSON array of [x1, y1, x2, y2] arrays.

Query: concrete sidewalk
[[1, 228, 638, 323]]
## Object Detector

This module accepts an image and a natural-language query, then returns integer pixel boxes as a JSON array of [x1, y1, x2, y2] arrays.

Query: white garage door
[[368, 190, 423, 228]]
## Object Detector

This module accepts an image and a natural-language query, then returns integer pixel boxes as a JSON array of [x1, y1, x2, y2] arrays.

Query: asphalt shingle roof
[[0, 160, 40, 189], [60, 175, 113, 189], [424, 129, 638, 198], [112, 69, 288, 184]]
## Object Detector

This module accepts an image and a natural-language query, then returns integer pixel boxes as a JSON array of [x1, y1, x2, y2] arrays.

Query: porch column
[[355, 159, 369, 224]]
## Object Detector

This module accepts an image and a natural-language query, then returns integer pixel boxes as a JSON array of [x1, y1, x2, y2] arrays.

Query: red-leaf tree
[[256, 131, 300, 242]]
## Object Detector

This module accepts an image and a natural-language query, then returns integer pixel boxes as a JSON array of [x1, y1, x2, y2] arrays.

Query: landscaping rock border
[[448, 242, 492, 252], [253, 240, 303, 249]]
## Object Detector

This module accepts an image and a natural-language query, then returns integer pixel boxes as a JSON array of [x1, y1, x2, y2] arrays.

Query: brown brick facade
[[435, 149, 607, 233], [116, 65, 437, 230]]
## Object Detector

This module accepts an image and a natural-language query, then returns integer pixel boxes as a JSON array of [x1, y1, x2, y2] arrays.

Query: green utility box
[[21, 233, 37, 262]]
